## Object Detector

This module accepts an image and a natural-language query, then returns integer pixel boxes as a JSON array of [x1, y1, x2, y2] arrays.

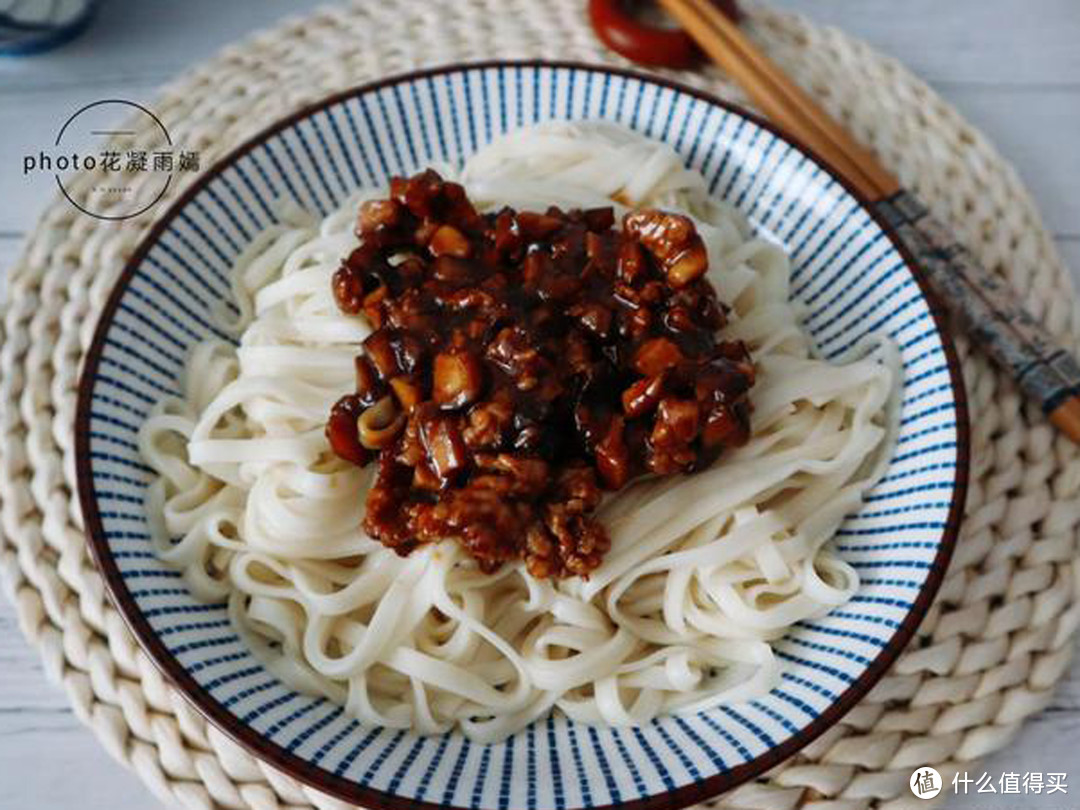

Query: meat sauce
[[327, 169, 755, 578]]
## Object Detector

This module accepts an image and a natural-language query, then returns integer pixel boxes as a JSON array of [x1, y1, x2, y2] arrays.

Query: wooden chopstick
[[660, 0, 898, 199], [658, 0, 1080, 445]]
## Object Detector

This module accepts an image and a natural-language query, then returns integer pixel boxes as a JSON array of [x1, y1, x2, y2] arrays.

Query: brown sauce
[[326, 169, 755, 578]]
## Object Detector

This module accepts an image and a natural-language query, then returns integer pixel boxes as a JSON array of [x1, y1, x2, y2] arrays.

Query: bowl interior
[[77, 63, 965, 810]]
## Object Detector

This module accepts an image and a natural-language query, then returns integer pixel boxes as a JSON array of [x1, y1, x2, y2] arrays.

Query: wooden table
[[1, 2, 1077, 807]]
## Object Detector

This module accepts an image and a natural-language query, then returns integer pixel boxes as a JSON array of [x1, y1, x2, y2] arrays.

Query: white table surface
[[1, 1, 1078, 808]]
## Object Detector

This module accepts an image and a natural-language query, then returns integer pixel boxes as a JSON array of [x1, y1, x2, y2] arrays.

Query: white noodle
[[139, 122, 899, 742]]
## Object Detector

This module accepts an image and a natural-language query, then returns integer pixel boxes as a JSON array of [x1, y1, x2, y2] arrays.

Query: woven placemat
[[3, 2, 1079, 808]]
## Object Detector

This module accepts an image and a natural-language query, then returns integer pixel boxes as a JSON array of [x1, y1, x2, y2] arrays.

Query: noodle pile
[[140, 123, 898, 742]]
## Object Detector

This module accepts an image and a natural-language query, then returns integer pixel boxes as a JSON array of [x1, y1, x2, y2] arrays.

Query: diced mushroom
[[332, 264, 365, 314], [666, 245, 708, 288], [622, 373, 667, 418], [418, 410, 469, 482], [429, 224, 472, 258], [433, 350, 484, 409], [633, 337, 685, 376], [583, 207, 615, 232], [617, 240, 647, 284], [493, 209, 523, 258], [389, 331, 426, 376], [397, 168, 443, 217], [652, 398, 701, 447], [363, 330, 400, 379], [486, 326, 543, 386], [696, 356, 755, 404], [354, 355, 385, 406], [412, 463, 442, 491], [701, 401, 750, 448], [357, 198, 404, 235], [362, 285, 389, 325], [584, 231, 608, 265], [515, 211, 563, 240]]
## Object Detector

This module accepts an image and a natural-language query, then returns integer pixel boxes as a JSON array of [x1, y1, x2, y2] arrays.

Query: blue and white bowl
[[76, 62, 968, 810]]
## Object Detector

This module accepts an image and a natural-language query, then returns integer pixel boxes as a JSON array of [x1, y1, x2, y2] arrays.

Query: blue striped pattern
[[82, 66, 961, 809]]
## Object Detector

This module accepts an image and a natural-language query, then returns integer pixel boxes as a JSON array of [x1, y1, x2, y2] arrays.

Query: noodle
[[139, 122, 899, 742]]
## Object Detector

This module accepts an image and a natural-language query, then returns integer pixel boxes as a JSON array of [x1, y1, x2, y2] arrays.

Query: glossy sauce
[[327, 170, 755, 578]]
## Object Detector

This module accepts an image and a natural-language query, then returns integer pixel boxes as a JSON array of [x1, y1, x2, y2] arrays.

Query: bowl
[[76, 61, 968, 810]]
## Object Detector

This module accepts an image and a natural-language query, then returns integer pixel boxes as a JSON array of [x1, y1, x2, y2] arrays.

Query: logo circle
[[54, 99, 174, 221], [910, 766, 943, 799]]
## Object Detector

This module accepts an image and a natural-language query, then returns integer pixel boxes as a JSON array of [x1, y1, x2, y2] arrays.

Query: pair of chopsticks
[[657, 0, 1080, 442]]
